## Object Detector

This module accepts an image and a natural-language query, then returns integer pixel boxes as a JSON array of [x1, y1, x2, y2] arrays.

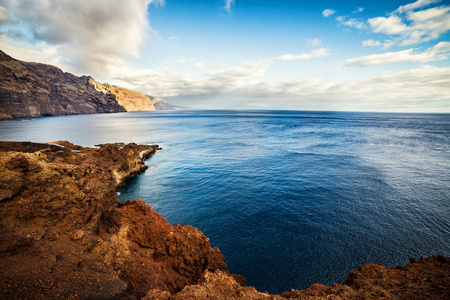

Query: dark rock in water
[[0, 141, 449, 299], [0, 50, 171, 119]]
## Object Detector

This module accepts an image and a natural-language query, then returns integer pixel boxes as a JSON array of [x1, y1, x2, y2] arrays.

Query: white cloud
[[368, 15, 408, 35], [367, 1, 450, 46], [353, 7, 364, 13], [209, 61, 269, 82], [395, 0, 440, 14], [362, 39, 382, 47], [0, 4, 8, 22], [328, 1, 449, 47], [345, 42, 450, 66], [322, 9, 336, 18], [336, 65, 450, 111], [306, 38, 322, 47], [0, 34, 73, 69], [224, 0, 234, 13], [110, 60, 270, 98], [107, 59, 450, 112], [274, 48, 331, 61], [0, 0, 163, 76], [169, 36, 180, 40], [335, 16, 367, 30], [247, 65, 450, 112], [382, 40, 397, 49]]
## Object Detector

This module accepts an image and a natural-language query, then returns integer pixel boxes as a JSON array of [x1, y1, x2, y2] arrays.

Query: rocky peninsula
[[0, 50, 170, 119], [0, 141, 449, 299]]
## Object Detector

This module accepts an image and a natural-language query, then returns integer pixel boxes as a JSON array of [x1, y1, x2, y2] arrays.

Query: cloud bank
[[110, 60, 450, 112], [346, 42, 450, 66], [329, 0, 450, 47], [368, 0, 450, 46], [0, 0, 163, 75]]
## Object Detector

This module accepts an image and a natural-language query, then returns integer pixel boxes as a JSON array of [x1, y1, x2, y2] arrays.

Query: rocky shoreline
[[0, 141, 449, 299]]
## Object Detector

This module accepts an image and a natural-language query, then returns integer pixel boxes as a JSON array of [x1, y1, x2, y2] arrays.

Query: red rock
[[0, 141, 227, 299], [0, 141, 449, 299]]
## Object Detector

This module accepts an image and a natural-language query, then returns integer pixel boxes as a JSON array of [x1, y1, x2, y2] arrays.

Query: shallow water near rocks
[[1, 110, 449, 293]]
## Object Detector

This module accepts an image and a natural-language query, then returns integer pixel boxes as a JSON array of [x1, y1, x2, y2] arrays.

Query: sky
[[0, 0, 449, 112]]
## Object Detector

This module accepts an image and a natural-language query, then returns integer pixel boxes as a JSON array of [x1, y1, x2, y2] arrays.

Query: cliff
[[92, 81, 171, 111], [0, 141, 228, 299], [0, 141, 448, 299], [0, 50, 170, 118]]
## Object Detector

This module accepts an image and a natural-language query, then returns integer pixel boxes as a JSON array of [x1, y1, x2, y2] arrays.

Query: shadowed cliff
[[0, 50, 170, 118]]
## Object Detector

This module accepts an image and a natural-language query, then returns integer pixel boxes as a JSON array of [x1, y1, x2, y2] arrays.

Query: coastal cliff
[[0, 141, 448, 299], [0, 50, 170, 118]]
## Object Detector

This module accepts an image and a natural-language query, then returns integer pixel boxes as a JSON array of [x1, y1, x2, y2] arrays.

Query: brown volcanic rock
[[0, 112, 13, 120], [92, 81, 160, 112], [169, 256, 450, 300], [97, 199, 226, 297], [0, 50, 170, 118], [279, 255, 450, 299], [0, 51, 124, 117], [0, 141, 227, 299], [0, 141, 449, 299], [169, 270, 274, 300]]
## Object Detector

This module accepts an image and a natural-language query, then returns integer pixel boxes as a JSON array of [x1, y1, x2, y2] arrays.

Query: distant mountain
[[0, 50, 171, 118]]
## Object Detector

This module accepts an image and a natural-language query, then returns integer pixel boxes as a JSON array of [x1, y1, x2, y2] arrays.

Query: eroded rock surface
[[0, 141, 226, 299], [0, 141, 449, 299]]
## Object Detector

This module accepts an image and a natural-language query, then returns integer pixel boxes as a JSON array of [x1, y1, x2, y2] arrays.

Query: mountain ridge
[[0, 50, 170, 118]]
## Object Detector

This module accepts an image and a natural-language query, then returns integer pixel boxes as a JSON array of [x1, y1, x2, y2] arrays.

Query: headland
[[0, 141, 448, 299]]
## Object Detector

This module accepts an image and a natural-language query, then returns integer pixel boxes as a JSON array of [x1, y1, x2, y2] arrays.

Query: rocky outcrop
[[0, 112, 13, 120], [0, 141, 449, 299], [145, 255, 449, 299], [0, 141, 226, 299], [88, 80, 169, 112], [0, 50, 170, 118], [282, 255, 450, 299]]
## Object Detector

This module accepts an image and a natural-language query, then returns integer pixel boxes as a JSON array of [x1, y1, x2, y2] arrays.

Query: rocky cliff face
[[0, 141, 227, 299], [0, 141, 448, 299], [88, 80, 170, 112], [0, 50, 170, 118]]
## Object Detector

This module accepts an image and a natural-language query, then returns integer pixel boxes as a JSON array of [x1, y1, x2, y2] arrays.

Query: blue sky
[[0, 0, 449, 112]]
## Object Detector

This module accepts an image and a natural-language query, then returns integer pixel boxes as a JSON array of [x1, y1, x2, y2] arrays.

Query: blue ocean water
[[1, 110, 449, 293]]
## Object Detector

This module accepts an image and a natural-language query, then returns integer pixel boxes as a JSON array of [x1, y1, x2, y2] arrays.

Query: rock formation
[[0, 50, 170, 118], [0, 112, 13, 120], [0, 141, 449, 299], [0, 141, 226, 299]]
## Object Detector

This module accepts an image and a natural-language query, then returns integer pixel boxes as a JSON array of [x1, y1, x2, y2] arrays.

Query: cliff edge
[[0, 141, 227, 299], [0, 141, 448, 299], [0, 50, 170, 118]]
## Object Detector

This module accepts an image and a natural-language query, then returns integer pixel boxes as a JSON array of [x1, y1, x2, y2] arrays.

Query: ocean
[[1, 110, 449, 293]]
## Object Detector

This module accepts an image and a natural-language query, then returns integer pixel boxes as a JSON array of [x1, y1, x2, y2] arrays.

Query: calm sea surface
[[1, 110, 449, 293]]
